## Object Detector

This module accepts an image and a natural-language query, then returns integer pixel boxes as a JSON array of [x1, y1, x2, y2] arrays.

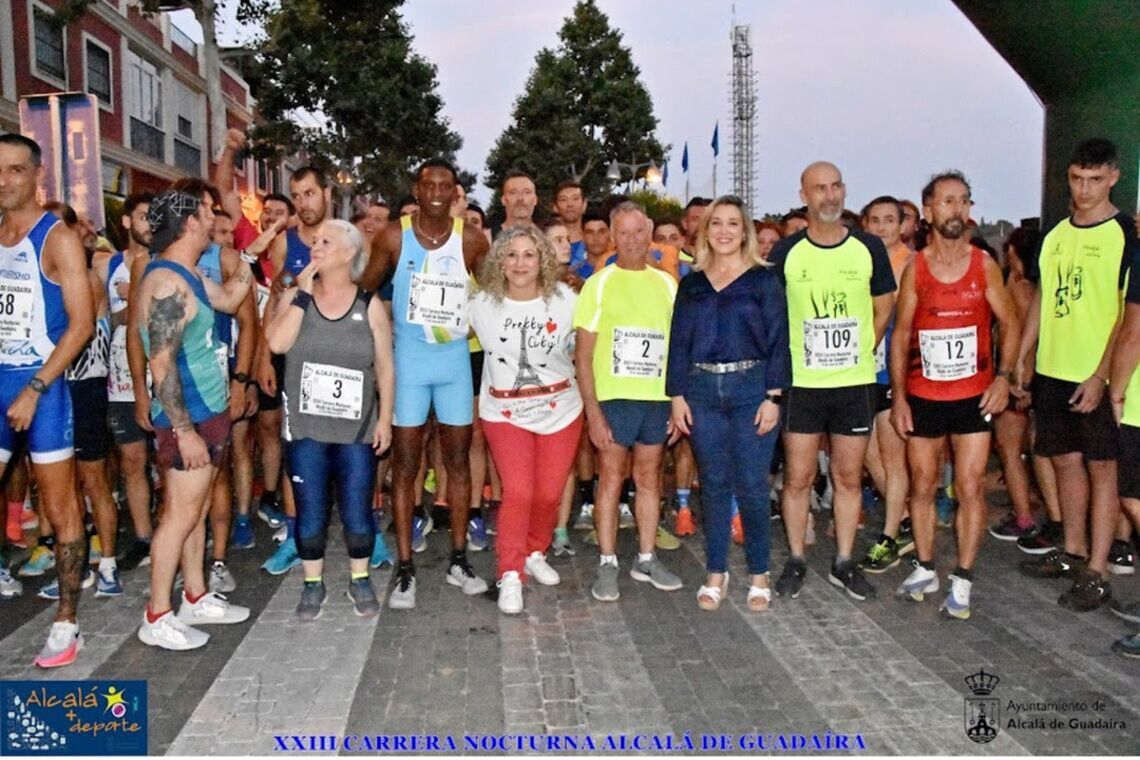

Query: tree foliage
[[485, 0, 666, 219], [628, 189, 684, 225], [247, 1, 470, 201]]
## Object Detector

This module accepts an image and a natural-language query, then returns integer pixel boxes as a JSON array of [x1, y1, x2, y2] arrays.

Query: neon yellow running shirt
[[573, 264, 676, 402], [1034, 213, 1133, 384], [769, 229, 896, 388]]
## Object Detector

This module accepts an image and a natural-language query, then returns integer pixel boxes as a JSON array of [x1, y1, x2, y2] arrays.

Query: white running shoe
[[176, 591, 251, 625], [897, 562, 939, 602], [524, 552, 560, 586], [208, 562, 237, 594], [138, 610, 209, 651], [497, 571, 523, 615], [941, 574, 972, 620]]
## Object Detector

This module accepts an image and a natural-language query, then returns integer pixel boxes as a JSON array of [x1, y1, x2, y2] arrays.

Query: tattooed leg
[[55, 538, 86, 622], [33, 458, 86, 623]]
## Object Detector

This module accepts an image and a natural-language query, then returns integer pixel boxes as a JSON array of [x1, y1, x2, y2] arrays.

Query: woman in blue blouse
[[667, 195, 790, 611]]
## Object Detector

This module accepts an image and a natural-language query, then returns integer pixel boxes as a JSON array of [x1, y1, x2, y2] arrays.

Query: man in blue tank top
[[135, 186, 255, 651], [362, 159, 490, 609], [0, 134, 94, 667], [253, 166, 333, 577]]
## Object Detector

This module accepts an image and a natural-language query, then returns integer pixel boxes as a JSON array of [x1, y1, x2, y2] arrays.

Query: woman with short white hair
[[265, 219, 394, 620]]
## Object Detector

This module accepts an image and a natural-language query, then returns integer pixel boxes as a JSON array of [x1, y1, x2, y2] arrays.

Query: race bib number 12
[[919, 326, 978, 381]]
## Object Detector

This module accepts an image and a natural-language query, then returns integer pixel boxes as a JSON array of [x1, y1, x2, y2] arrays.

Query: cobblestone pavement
[[1, 486, 1137, 756]]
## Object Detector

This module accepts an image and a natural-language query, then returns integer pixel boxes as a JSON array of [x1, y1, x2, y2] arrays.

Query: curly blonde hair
[[477, 225, 562, 303]]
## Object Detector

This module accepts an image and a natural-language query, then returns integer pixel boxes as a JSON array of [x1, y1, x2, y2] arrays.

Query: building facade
[[0, 0, 284, 220]]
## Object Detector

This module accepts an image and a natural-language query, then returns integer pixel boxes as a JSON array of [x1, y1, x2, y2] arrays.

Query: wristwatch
[[233, 372, 251, 384], [765, 392, 783, 406], [27, 377, 47, 393]]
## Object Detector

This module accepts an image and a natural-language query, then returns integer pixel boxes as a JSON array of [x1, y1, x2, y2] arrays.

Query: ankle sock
[[185, 589, 206, 604], [676, 489, 690, 509], [260, 490, 277, 510], [638, 552, 653, 563], [39, 535, 56, 549], [304, 576, 323, 584], [919, 559, 935, 571], [449, 549, 466, 566], [599, 554, 617, 567], [145, 605, 169, 624], [952, 567, 973, 581], [1015, 514, 1036, 530], [553, 527, 568, 542], [98, 557, 117, 574], [351, 571, 368, 581]]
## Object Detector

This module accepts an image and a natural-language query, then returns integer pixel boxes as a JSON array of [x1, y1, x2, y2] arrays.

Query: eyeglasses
[[934, 197, 974, 209]]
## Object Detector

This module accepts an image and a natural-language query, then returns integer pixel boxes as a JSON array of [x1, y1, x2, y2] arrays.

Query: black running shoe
[[1017, 521, 1062, 555], [1107, 539, 1135, 576], [119, 539, 152, 571], [828, 559, 877, 601], [1058, 570, 1111, 612], [1018, 549, 1085, 579], [774, 558, 807, 598]]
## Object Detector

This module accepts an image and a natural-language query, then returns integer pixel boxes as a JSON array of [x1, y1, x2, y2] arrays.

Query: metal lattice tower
[[730, 24, 757, 216]]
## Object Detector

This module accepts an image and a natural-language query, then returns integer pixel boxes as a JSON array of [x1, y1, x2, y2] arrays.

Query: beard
[[816, 207, 842, 224], [937, 217, 966, 240]]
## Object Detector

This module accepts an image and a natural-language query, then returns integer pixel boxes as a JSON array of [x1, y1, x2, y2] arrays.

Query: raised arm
[[201, 248, 253, 314], [213, 128, 246, 223]]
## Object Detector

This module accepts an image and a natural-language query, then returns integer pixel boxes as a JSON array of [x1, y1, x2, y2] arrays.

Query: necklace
[[414, 215, 450, 246]]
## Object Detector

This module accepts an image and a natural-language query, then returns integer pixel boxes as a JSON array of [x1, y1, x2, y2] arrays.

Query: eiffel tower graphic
[[513, 323, 542, 389]]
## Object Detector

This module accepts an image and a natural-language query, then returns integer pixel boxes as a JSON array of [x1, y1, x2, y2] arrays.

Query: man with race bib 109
[[768, 161, 896, 602]]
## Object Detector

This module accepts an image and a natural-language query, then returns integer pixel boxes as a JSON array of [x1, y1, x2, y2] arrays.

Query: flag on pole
[[662, 161, 668, 187], [681, 142, 689, 173], [711, 122, 719, 157]]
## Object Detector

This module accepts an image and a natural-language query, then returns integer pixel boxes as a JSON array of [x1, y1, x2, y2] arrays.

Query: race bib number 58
[[612, 327, 666, 378], [803, 317, 859, 369], [0, 279, 34, 340]]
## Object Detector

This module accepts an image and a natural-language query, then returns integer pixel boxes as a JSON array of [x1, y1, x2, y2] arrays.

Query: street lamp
[[335, 165, 355, 220], [606, 158, 661, 192]]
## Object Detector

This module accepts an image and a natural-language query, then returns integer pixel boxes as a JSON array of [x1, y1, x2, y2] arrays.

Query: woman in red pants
[[470, 226, 583, 614]]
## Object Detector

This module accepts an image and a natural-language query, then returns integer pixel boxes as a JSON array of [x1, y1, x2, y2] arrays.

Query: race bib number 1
[[611, 327, 666, 378], [0, 279, 35, 340], [919, 326, 978, 381], [300, 362, 364, 420], [803, 317, 859, 369], [406, 273, 468, 329]]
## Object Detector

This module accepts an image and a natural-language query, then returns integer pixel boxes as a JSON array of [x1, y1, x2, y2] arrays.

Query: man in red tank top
[[888, 171, 1021, 620]]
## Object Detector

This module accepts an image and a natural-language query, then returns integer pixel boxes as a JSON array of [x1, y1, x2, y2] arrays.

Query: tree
[[247, 1, 471, 201], [485, 0, 667, 220], [628, 189, 683, 225]]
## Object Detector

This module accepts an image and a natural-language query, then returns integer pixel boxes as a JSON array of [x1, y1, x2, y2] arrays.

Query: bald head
[[799, 161, 846, 225], [800, 161, 842, 189]]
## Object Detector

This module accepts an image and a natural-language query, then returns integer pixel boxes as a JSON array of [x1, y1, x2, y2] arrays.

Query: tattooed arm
[[145, 274, 210, 469], [202, 247, 254, 314]]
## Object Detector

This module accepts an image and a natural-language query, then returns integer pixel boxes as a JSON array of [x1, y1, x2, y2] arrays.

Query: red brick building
[[0, 0, 283, 215]]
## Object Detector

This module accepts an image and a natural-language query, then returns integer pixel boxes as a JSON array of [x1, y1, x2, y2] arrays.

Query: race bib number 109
[[803, 317, 859, 369]]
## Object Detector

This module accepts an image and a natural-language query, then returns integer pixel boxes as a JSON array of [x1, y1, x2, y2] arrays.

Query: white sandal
[[748, 576, 772, 612], [697, 573, 728, 611]]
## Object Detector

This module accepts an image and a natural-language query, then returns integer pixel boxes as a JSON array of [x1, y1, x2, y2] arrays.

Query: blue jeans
[[287, 439, 377, 561], [685, 363, 779, 575]]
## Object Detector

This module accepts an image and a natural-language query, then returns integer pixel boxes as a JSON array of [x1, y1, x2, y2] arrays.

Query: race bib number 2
[[611, 327, 666, 378], [919, 326, 978, 381], [803, 317, 859, 369], [406, 273, 468, 329], [300, 362, 364, 420], [0, 279, 34, 340]]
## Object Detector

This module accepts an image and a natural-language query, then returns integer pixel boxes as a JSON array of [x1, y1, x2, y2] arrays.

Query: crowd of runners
[[0, 128, 1137, 669]]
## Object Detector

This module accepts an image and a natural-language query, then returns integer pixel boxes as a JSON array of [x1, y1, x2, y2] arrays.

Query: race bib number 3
[[803, 317, 859, 369], [0, 279, 35, 340], [407, 273, 468, 329], [300, 362, 364, 420], [919, 326, 978, 381], [612, 327, 666, 378]]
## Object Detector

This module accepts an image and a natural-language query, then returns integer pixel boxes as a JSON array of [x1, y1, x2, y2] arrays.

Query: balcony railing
[[130, 117, 164, 162], [171, 25, 198, 58], [174, 139, 201, 175]]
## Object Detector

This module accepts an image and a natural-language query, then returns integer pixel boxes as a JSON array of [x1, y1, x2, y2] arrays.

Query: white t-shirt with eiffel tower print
[[470, 282, 582, 434]]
